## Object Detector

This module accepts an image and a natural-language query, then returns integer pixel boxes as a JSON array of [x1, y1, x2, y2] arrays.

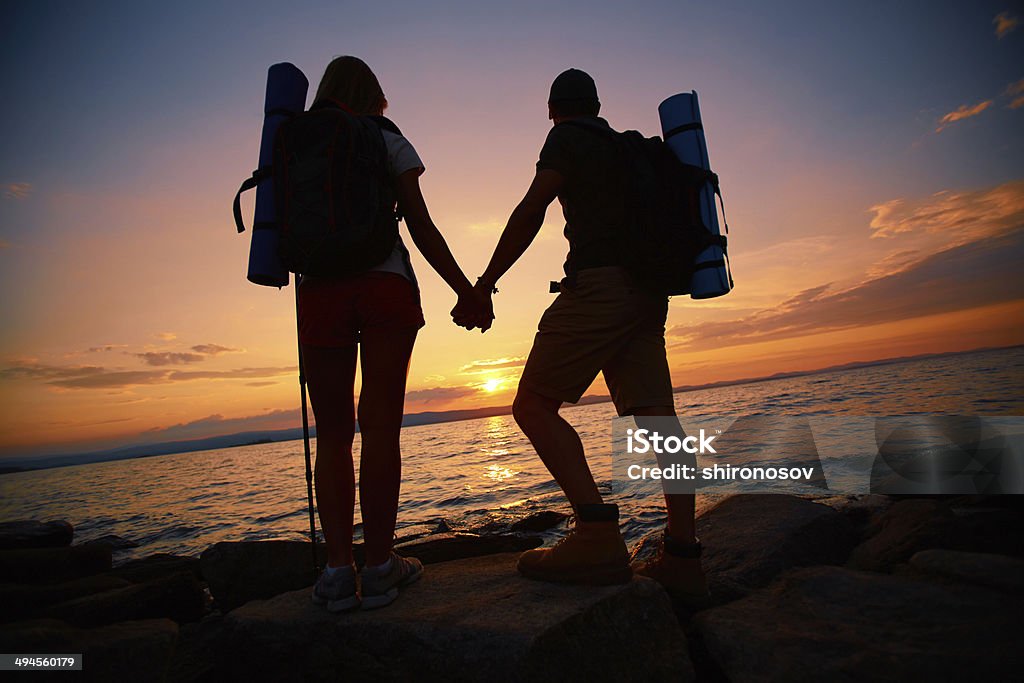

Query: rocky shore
[[1, 494, 1022, 681]]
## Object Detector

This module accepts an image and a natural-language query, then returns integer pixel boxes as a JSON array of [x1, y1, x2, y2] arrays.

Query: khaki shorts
[[518, 266, 674, 415]]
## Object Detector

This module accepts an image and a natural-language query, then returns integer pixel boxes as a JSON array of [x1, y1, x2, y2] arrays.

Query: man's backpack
[[233, 100, 400, 277], [559, 120, 728, 296]]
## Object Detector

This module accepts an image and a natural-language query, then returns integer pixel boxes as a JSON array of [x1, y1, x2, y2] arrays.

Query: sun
[[482, 378, 502, 393]]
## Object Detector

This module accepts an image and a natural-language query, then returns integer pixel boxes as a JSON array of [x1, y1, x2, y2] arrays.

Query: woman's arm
[[395, 170, 493, 329], [395, 169, 474, 298]]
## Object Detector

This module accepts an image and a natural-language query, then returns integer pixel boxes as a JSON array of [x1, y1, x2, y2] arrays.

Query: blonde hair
[[314, 56, 387, 115]]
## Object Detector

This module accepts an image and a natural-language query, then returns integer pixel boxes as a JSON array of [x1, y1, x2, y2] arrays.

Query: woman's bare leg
[[301, 343, 358, 568], [356, 327, 417, 567]]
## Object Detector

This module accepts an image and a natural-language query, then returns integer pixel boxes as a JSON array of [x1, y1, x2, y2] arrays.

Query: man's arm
[[478, 169, 564, 289]]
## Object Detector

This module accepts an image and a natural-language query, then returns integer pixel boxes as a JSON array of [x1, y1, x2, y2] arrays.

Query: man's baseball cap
[[548, 68, 599, 103]]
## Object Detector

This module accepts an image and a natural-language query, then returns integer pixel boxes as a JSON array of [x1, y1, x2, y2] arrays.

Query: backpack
[[233, 100, 401, 277], [558, 120, 729, 296]]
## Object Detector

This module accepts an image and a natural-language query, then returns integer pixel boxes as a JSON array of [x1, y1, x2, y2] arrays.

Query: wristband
[[476, 277, 498, 294]]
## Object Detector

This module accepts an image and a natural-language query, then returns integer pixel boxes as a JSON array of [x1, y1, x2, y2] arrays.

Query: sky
[[1, 1, 1022, 459]]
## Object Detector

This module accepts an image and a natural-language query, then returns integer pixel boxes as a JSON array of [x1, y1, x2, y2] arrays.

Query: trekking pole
[[294, 274, 320, 580]]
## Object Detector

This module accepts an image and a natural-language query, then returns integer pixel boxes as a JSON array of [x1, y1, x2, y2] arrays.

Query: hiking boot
[[360, 552, 424, 609], [516, 503, 632, 585], [632, 530, 710, 607], [311, 563, 360, 612]]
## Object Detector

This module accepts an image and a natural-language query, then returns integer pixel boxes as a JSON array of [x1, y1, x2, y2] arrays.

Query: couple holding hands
[[298, 56, 707, 612]]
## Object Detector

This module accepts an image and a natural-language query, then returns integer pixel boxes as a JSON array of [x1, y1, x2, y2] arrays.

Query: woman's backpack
[[234, 101, 401, 277]]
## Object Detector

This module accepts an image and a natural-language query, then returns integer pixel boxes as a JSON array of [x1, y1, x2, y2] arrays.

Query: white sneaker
[[311, 563, 360, 612], [360, 552, 423, 609]]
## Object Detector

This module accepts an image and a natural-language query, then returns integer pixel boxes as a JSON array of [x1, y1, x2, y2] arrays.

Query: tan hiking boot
[[516, 503, 632, 585], [632, 530, 711, 607]]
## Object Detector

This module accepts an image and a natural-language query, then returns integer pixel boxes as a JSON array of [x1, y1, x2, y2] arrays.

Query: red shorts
[[297, 272, 425, 347]]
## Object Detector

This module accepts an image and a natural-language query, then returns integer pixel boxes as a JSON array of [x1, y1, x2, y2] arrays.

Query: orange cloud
[[404, 385, 478, 404], [0, 360, 296, 389], [2, 182, 31, 200], [191, 343, 241, 355], [994, 11, 1019, 39], [868, 180, 1024, 240], [135, 351, 205, 366], [459, 357, 527, 374], [669, 227, 1024, 350], [1005, 78, 1024, 109], [935, 100, 993, 132]]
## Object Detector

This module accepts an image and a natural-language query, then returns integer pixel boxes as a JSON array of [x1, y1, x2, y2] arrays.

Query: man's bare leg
[[512, 387, 603, 508]]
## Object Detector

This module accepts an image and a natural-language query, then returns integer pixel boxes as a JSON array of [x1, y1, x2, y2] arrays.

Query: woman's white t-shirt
[[370, 129, 422, 284]]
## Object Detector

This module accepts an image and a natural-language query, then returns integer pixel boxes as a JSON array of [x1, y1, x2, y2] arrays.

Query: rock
[[40, 571, 205, 627], [847, 499, 953, 571], [816, 494, 893, 533], [109, 553, 201, 584], [847, 498, 1024, 572], [694, 566, 1022, 681], [167, 614, 227, 683], [694, 495, 858, 602], [0, 618, 178, 682], [224, 553, 693, 681], [628, 528, 664, 567], [83, 534, 139, 550], [510, 510, 569, 533], [0, 544, 112, 584], [0, 574, 131, 623], [203, 534, 543, 612], [393, 532, 541, 565], [201, 541, 327, 612], [393, 524, 437, 543], [909, 549, 1024, 594], [0, 520, 74, 550], [944, 506, 1024, 557]]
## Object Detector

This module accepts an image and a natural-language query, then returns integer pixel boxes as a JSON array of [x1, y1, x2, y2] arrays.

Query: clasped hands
[[451, 280, 495, 332]]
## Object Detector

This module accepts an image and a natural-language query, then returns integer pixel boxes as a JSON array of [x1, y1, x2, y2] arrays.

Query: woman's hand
[[451, 283, 494, 332]]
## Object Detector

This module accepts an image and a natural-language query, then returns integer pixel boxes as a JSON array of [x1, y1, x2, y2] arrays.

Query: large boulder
[[909, 549, 1024, 594], [693, 565, 1022, 681], [392, 531, 541, 565], [0, 574, 131, 623], [0, 544, 112, 584], [815, 494, 893, 534], [201, 540, 327, 612], [109, 553, 201, 584], [847, 498, 1024, 572], [0, 520, 74, 550], [223, 552, 692, 681], [641, 495, 856, 603], [202, 533, 542, 612], [0, 618, 178, 682], [847, 498, 953, 572], [40, 571, 205, 627]]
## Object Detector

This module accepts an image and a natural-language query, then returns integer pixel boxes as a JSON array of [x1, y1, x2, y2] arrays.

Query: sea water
[[1, 347, 1020, 562]]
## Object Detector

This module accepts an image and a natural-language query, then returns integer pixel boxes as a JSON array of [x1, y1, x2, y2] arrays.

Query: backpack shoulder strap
[[367, 115, 403, 137]]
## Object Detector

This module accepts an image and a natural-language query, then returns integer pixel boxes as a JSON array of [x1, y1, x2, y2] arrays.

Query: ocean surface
[[1, 347, 1021, 563]]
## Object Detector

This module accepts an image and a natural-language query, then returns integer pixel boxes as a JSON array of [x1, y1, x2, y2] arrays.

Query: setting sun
[[481, 378, 503, 393]]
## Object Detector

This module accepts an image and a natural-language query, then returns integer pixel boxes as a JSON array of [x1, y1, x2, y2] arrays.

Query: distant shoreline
[[2, 343, 1019, 475]]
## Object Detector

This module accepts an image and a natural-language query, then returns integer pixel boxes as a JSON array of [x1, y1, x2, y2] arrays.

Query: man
[[455, 69, 708, 601]]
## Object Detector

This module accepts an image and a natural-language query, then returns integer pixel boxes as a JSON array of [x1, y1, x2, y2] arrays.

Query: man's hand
[[451, 282, 494, 332]]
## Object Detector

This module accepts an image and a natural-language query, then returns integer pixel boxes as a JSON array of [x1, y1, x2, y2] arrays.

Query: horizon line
[[1, 342, 1018, 474]]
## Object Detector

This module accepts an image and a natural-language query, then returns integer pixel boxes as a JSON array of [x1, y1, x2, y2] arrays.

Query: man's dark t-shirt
[[536, 116, 627, 276]]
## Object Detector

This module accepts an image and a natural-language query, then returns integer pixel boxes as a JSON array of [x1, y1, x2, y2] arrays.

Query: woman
[[301, 56, 490, 611]]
